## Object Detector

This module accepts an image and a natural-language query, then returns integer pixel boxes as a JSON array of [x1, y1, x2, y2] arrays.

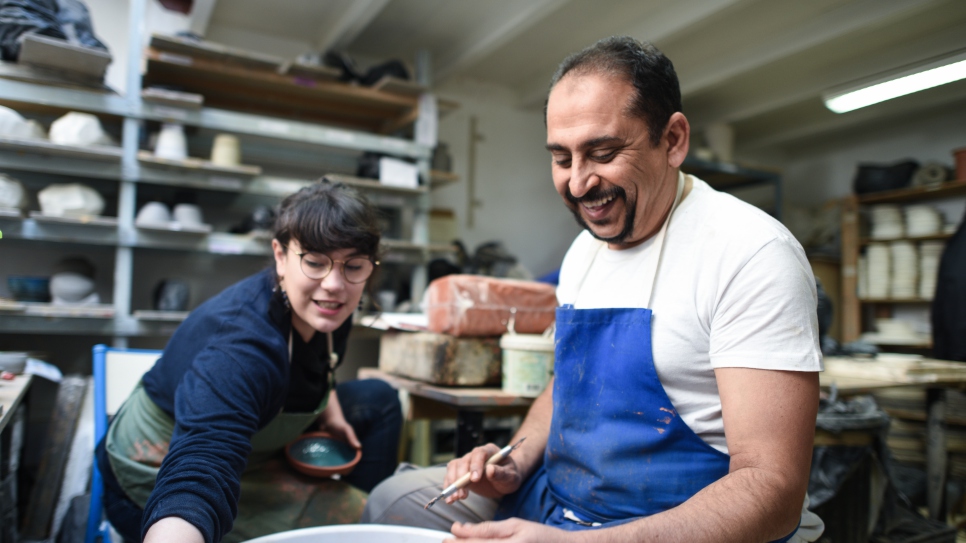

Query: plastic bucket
[[500, 333, 554, 397], [243, 524, 451, 543]]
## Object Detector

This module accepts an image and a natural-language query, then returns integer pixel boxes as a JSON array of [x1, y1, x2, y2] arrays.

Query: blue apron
[[496, 176, 797, 542]]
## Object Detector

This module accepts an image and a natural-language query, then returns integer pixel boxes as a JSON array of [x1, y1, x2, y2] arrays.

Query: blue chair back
[[86, 345, 162, 543]]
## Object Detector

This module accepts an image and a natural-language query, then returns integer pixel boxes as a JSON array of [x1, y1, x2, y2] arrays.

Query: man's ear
[[664, 112, 690, 169]]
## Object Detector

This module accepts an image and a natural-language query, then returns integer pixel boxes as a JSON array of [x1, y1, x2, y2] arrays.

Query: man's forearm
[[508, 379, 554, 480], [579, 464, 803, 543]]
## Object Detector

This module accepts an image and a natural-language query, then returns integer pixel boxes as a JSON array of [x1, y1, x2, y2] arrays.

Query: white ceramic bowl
[[50, 272, 96, 302], [242, 525, 450, 543], [172, 203, 204, 227], [136, 201, 172, 226]]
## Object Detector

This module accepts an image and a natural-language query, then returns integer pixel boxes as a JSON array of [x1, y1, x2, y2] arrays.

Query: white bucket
[[243, 524, 451, 543], [500, 333, 554, 397]]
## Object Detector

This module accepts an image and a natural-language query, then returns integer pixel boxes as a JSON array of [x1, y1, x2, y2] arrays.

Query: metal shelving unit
[[0, 0, 439, 340]]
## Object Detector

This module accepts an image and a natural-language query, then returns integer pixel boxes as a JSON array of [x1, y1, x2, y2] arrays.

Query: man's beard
[[565, 185, 636, 244]]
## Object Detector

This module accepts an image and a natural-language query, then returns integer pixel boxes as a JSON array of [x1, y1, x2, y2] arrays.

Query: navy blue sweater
[[140, 269, 350, 543]]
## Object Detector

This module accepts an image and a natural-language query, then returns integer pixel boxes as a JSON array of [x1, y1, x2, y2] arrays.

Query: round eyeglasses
[[294, 250, 378, 284]]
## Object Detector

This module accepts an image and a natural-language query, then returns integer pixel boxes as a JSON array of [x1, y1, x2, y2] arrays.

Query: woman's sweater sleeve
[[140, 340, 286, 543]]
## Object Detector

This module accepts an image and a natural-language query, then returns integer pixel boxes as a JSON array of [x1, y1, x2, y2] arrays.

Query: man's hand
[[447, 519, 575, 542], [316, 390, 361, 448], [443, 444, 525, 503]]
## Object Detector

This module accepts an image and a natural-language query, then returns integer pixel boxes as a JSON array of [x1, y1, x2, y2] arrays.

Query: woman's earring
[[280, 289, 291, 311], [274, 283, 291, 311]]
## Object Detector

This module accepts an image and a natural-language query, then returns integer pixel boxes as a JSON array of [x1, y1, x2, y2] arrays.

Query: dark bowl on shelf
[[7, 276, 51, 302], [285, 431, 361, 478]]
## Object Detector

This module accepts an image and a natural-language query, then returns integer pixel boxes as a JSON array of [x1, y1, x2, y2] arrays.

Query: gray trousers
[[360, 465, 500, 531]]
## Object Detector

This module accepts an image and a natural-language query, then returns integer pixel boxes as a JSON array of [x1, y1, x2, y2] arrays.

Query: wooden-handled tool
[[424, 437, 526, 509]]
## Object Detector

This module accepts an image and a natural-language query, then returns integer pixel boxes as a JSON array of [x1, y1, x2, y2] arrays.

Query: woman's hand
[[316, 389, 361, 448], [443, 444, 525, 503]]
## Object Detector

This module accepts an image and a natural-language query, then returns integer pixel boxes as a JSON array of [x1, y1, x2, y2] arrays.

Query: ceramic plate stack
[[919, 241, 944, 299], [857, 255, 869, 299], [904, 205, 942, 237], [870, 204, 904, 240], [890, 241, 918, 298], [866, 243, 891, 298]]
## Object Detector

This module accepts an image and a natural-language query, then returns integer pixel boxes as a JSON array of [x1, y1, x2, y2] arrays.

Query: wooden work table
[[821, 355, 966, 521], [359, 368, 533, 457]]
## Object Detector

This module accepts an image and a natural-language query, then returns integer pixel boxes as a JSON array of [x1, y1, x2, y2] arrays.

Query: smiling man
[[363, 37, 824, 543]]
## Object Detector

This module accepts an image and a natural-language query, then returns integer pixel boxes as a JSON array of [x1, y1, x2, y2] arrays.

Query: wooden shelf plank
[[860, 232, 953, 245], [857, 180, 966, 204], [143, 47, 419, 133]]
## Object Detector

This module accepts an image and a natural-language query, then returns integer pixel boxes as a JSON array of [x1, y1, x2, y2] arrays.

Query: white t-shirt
[[556, 174, 823, 454]]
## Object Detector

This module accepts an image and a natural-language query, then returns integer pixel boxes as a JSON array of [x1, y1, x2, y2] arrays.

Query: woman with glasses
[[95, 181, 403, 543]]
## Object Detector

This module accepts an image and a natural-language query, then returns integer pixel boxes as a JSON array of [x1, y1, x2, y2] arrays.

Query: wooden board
[[360, 368, 533, 409], [137, 150, 262, 177], [21, 376, 86, 540], [0, 375, 31, 435], [371, 76, 426, 97], [143, 48, 419, 133], [149, 34, 282, 71], [29, 211, 118, 228], [278, 61, 341, 81], [379, 331, 501, 386], [0, 136, 121, 161], [18, 34, 110, 80], [141, 87, 204, 109]]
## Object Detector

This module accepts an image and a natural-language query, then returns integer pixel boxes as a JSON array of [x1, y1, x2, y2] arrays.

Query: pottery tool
[[424, 437, 526, 509]]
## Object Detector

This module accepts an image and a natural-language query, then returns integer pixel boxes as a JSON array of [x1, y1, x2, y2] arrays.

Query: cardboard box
[[379, 331, 501, 386]]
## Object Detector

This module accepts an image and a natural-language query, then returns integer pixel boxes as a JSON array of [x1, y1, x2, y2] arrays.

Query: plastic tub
[[500, 333, 554, 397], [242, 524, 451, 543]]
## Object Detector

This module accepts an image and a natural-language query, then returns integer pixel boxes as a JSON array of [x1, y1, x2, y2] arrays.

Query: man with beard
[[363, 36, 824, 543]]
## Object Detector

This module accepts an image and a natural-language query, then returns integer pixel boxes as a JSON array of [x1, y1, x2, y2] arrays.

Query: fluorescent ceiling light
[[824, 50, 966, 114]]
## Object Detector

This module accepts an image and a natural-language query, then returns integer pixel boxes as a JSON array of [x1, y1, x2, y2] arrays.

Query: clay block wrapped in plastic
[[426, 274, 557, 337]]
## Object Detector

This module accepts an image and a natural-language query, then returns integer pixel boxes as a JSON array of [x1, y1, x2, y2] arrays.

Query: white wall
[[764, 106, 966, 211], [434, 78, 583, 279]]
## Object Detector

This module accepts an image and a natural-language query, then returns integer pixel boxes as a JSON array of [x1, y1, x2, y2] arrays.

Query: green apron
[[105, 332, 366, 541]]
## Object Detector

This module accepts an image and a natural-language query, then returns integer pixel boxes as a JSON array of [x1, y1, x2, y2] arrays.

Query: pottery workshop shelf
[[143, 34, 422, 134], [857, 179, 966, 204], [859, 232, 954, 246], [0, 136, 122, 180], [0, 214, 119, 246], [681, 156, 782, 220]]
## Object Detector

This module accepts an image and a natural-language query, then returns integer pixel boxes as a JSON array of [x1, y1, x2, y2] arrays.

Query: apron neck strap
[[639, 171, 686, 307], [287, 329, 339, 371], [572, 172, 687, 308]]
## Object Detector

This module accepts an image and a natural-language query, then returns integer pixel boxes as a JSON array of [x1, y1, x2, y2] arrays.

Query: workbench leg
[[455, 410, 485, 457], [926, 387, 947, 521]]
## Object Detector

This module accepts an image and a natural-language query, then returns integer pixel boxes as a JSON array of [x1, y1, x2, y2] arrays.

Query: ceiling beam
[[680, 0, 938, 96], [314, 0, 391, 53], [188, 0, 218, 37], [515, 0, 743, 108], [435, 0, 571, 83]]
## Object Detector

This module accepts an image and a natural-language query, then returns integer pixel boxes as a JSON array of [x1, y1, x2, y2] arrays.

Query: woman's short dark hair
[[547, 36, 682, 147], [273, 179, 381, 259]]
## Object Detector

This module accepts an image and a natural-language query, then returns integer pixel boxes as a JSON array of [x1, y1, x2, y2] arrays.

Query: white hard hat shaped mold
[[49, 112, 112, 147]]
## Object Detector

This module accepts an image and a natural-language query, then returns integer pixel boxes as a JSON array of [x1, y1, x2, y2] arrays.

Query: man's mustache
[[565, 186, 626, 206]]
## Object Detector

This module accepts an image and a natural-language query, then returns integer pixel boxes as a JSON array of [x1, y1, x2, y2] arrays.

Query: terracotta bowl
[[285, 431, 361, 478]]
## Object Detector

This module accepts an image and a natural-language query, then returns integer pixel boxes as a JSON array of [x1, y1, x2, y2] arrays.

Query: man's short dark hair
[[547, 36, 682, 146]]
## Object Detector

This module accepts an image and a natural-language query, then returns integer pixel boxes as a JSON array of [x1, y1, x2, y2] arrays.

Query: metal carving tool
[[424, 437, 526, 509]]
